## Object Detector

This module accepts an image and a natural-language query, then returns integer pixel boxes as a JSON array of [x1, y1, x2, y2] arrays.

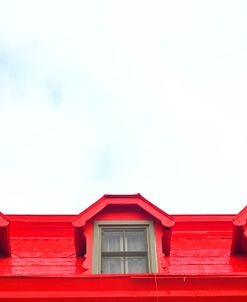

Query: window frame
[[92, 220, 157, 274]]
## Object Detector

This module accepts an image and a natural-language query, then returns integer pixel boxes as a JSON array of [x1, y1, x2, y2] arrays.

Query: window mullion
[[123, 230, 126, 273]]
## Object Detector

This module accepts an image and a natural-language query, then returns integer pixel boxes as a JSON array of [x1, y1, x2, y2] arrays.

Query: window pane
[[126, 257, 147, 273], [102, 231, 123, 252], [125, 230, 146, 251], [102, 257, 124, 274]]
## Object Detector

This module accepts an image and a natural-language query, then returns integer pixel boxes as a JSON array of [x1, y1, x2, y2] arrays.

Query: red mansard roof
[[0, 195, 247, 301]]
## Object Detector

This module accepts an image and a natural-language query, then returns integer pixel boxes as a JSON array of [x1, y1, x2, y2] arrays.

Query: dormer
[[0, 212, 11, 257], [72, 194, 175, 274], [231, 205, 247, 255]]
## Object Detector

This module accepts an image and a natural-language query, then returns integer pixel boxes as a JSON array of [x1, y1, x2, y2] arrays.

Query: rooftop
[[1, 213, 246, 277]]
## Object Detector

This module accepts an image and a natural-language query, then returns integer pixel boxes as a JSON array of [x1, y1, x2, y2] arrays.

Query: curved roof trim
[[0, 212, 9, 227], [233, 205, 247, 227], [72, 193, 175, 228]]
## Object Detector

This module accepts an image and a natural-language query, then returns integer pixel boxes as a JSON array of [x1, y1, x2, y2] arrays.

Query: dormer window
[[231, 205, 247, 255], [92, 221, 157, 274], [0, 212, 11, 257], [72, 194, 175, 273]]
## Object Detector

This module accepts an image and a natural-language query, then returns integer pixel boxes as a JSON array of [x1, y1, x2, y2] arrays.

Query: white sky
[[0, 0, 247, 214]]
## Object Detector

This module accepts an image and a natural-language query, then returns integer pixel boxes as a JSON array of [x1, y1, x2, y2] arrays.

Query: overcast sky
[[0, 0, 247, 214]]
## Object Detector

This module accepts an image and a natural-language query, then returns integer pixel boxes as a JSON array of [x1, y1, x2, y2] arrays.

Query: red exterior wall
[[1, 275, 247, 301]]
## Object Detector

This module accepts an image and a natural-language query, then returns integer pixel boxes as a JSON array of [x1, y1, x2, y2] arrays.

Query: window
[[92, 221, 157, 274]]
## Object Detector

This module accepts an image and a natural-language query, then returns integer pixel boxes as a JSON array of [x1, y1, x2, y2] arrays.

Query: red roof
[[0, 213, 243, 276], [1, 195, 247, 301]]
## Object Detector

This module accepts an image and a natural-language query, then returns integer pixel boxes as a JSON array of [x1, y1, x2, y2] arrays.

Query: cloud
[[0, 1, 247, 213]]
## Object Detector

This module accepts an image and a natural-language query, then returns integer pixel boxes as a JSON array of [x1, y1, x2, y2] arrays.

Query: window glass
[[102, 231, 123, 252], [126, 257, 147, 273], [102, 257, 124, 274], [125, 230, 146, 252]]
